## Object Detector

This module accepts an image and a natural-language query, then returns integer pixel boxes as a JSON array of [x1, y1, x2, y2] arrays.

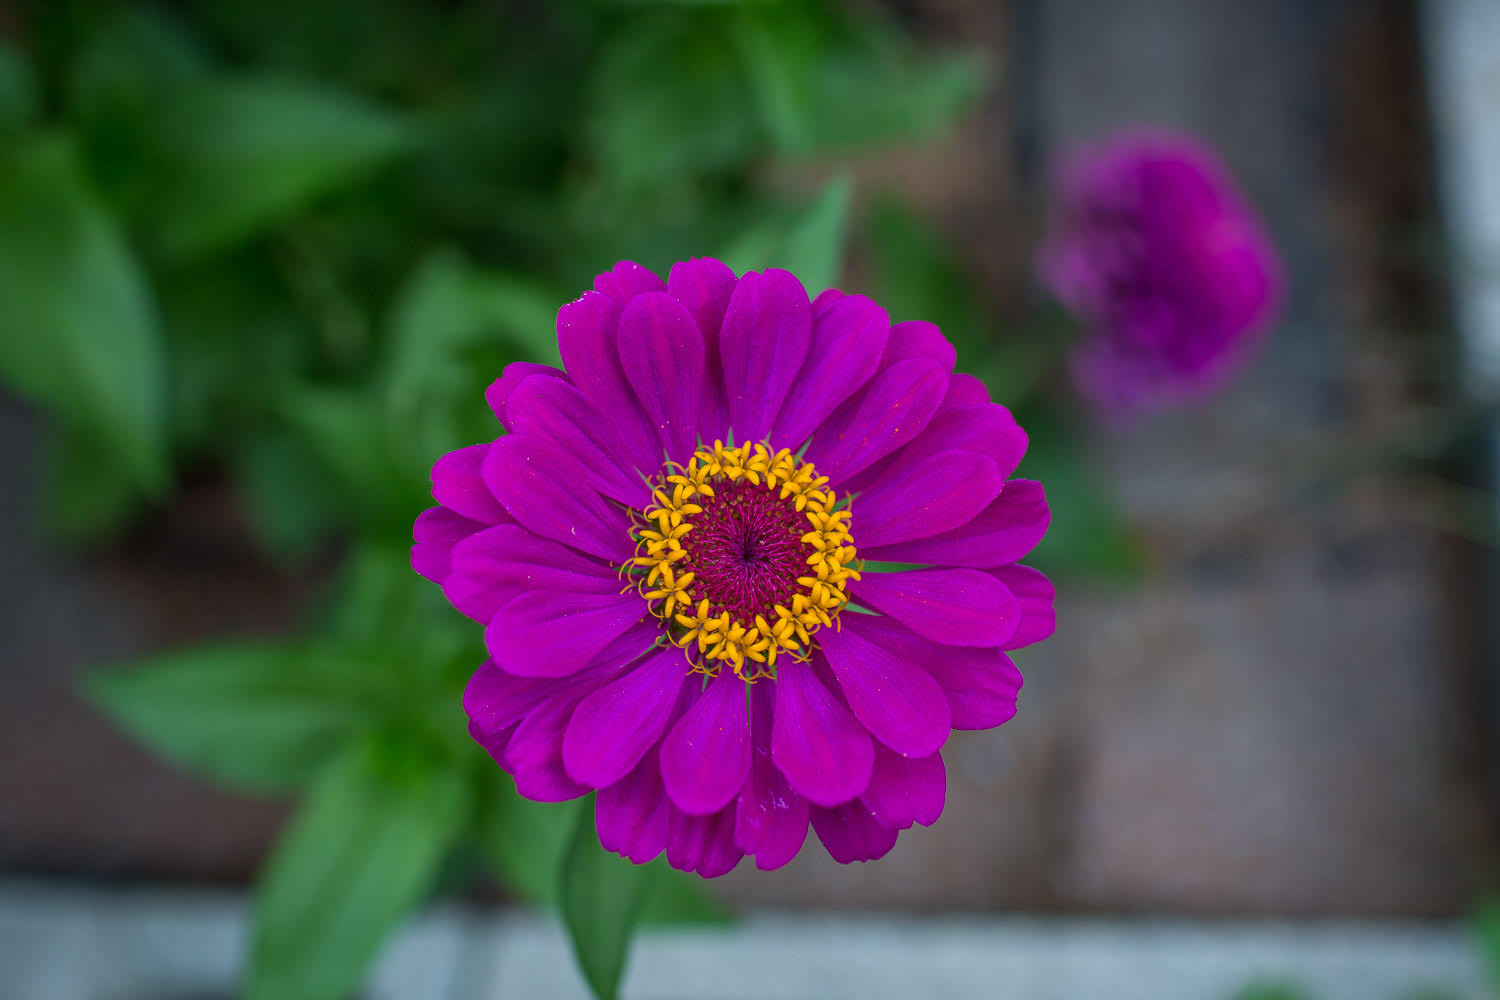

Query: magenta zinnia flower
[[413, 259, 1054, 876], [1040, 129, 1283, 415]]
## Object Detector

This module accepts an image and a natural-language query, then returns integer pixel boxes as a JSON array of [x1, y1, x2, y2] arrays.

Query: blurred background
[[3, 0, 1500, 998]]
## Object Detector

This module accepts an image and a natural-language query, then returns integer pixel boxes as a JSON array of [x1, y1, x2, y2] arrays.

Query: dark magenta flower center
[[679, 478, 813, 625]]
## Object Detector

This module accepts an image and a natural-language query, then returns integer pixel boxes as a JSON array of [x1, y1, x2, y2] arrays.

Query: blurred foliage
[[7, 1, 997, 998]]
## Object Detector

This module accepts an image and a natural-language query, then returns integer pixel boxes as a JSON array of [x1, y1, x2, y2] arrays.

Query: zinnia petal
[[864, 479, 1050, 568], [773, 292, 889, 449], [503, 373, 652, 507], [719, 268, 811, 443], [411, 506, 484, 584], [771, 660, 874, 807], [821, 615, 951, 757], [618, 291, 705, 462], [811, 802, 899, 864], [445, 524, 620, 623], [563, 646, 694, 788], [735, 683, 810, 870], [659, 670, 751, 815], [431, 442, 510, 523], [596, 748, 671, 864], [851, 568, 1021, 647], [804, 358, 948, 484], [667, 257, 737, 443], [481, 434, 635, 563], [852, 450, 1002, 549], [860, 745, 946, 830], [992, 564, 1057, 649], [486, 590, 647, 678]]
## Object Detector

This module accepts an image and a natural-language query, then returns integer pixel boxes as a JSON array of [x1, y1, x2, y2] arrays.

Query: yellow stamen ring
[[625, 441, 859, 681]]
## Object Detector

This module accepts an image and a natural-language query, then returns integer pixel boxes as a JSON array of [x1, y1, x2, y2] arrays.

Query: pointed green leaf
[[639, 863, 731, 925], [41, 422, 149, 543], [0, 134, 168, 491], [480, 781, 583, 906], [147, 75, 413, 257], [480, 778, 727, 924], [246, 740, 467, 1000], [724, 174, 852, 295], [0, 42, 39, 137], [384, 250, 561, 466], [276, 384, 416, 534], [1016, 414, 1145, 582], [83, 642, 367, 794], [559, 799, 652, 1000]]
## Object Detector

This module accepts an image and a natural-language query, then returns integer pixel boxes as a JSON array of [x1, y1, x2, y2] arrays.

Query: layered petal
[[463, 629, 651, 741], [992, 564, 1056, 649], [486, 590, 647, 678], [659, 669, 751, 815], [411, 506, 484, 584], [593, 260, 667, 304], [431, 442, 510, 523], [486, 362, 565, 430], [860, 746, 946, 830], [667, 257, 736, 443], [821, 615, 951, 757], [864, 479, 1050, 568], [503, 373, 651, 506], [596, 747, 671, 864], [852, 450, 1002, 549], [845, 401, 1027, 494], [481, 434, 634, 563], [718, 268, 811, 443], [735, 682, 810, 870], [939, 372, 990, 411], [666, 806, 743, 878], [618, 292, 705, 462], [557, 290, 658, 456], [505, 688, 590, 802], [563, 645, 694, 788], [883, 319, 955, 372], [844, 615, 1023, 730], [444, 523, 620, 623], [851, 568, 1021, 647], [771, 660, 874, 807], [803, 358, 947, 485], [811, 802, 899, 864], [772, 293, 889, 449]]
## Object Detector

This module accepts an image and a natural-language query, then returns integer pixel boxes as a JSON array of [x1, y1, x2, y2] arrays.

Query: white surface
[[0, 879, 1488, 1000]]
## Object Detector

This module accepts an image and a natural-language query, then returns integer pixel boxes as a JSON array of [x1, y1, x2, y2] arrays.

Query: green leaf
[[587, 13, 757, 193], [234, 430, 345, 565], [1017, 412, 1145, 582], [384, 249, 561, 466], [40, 423, 148, 544], [479, 778, 727, 925], [1230, 983, 1315, 1000], [1475, 898, 1500, 992], [276, 384, 415, 535], [724, 174, 852, 295], [147, 75, 413, 257], [0, 42, 39, 137], [246, 740, 467, 1000], [0, 134, 168, 491], [863, 199, 994, 373], [83, 642, 367, 794], [559, 798, 652, 1000], [732, 4, 983, 156], [479, 781, 584, 906], [639, 862, 731, 925]]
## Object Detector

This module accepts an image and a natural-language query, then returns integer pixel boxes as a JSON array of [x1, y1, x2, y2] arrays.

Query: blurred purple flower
[[1040, 129, 1284, 416]]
